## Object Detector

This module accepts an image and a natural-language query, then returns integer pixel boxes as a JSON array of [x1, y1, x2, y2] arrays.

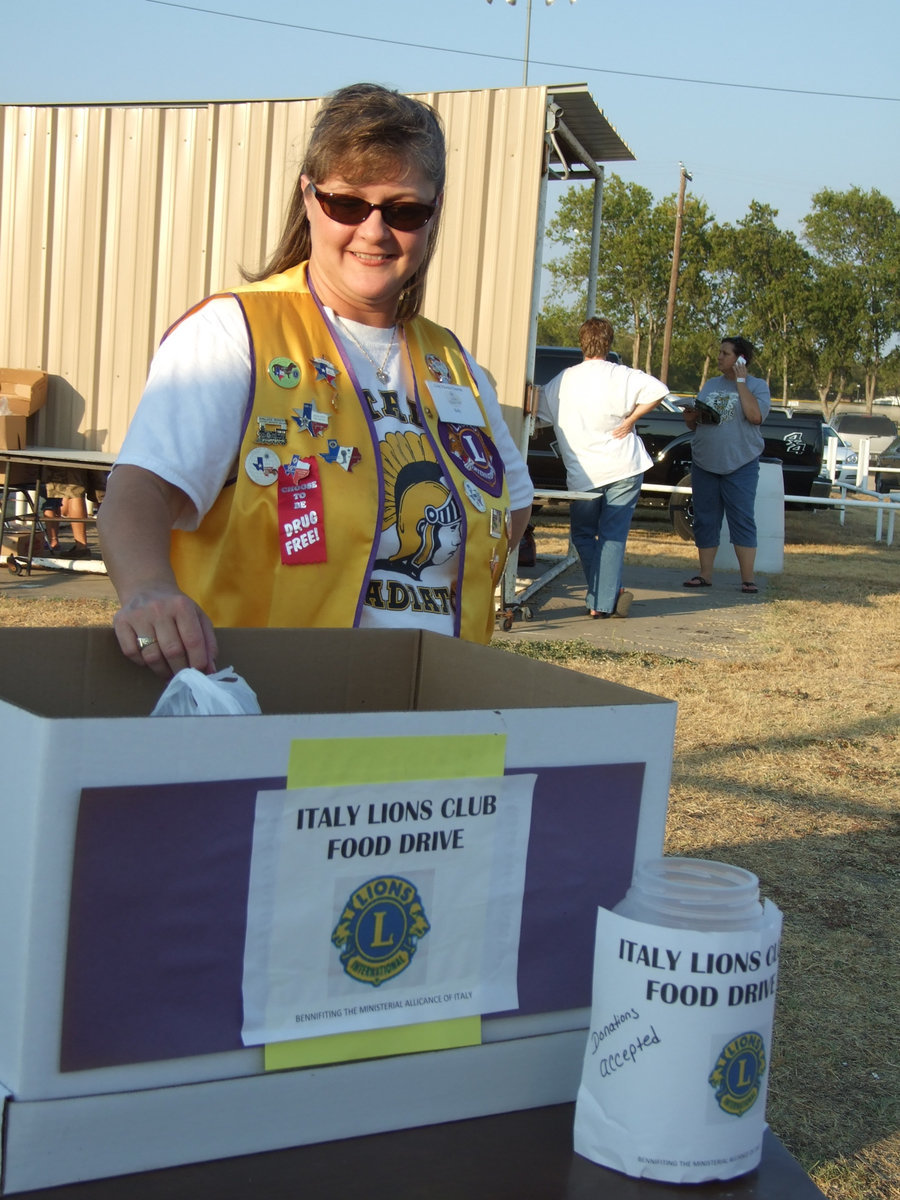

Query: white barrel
[[574, 857, 783, 1184], [714, 459, 784, 574]]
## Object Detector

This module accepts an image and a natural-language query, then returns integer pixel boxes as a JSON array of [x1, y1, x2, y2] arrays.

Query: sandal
[[741, 581, 758, 594], [683, 575, 712, 588]]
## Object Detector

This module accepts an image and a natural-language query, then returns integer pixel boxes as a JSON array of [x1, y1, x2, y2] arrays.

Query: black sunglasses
[[308, 182, 437, 232]]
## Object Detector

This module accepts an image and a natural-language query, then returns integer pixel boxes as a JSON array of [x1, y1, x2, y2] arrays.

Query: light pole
[[660, 162, 692, 386], [486, 0, 576, 87]]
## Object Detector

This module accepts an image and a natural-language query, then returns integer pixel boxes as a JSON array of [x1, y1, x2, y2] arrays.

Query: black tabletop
[[16, 1103, 824, 1199]]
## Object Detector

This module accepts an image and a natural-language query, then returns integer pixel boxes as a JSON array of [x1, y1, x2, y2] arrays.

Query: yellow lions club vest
[[169, 263, 511, 643]]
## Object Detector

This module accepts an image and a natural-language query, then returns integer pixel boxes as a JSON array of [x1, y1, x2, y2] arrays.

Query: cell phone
[[736, 355, 747, 366]]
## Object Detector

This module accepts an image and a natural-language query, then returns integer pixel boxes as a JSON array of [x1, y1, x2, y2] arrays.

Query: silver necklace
[[335, 317, 396, 384]]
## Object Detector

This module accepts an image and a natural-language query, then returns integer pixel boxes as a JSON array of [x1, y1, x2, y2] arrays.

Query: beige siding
[[1, 87, 548, 454]]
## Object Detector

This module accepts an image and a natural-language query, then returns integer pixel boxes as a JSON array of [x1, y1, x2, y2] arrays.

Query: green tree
[[540, 180, 899, 405], [536, 301, 582, 347], [803, 187, 900, 408], [542, 176, 659, 348], [541, 175, 713, 380], [712, 203, 813, 401], [802, 263, 866, 416]]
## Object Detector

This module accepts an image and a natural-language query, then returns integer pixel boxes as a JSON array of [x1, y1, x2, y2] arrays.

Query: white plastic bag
[[150, 667, 261, 716]]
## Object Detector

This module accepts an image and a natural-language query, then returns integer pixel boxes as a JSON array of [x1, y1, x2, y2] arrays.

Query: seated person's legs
[[44, 469, 91, 558], [42, 495, 63, 551]]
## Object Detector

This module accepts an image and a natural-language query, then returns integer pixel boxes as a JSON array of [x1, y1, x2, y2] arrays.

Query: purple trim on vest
[[306, 275, 383, 629], [405, 329, 466, 639], [440, 325, 505, 498], [231, 293, 259, 447]]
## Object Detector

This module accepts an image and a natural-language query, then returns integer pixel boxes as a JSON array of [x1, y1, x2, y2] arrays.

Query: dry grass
[[2, 506, 897, 1198], [0, 595, 117, 627], [499, 503, 900, 1200]]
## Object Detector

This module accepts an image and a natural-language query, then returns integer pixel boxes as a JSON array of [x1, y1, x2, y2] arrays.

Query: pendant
[[376, 368, 389, 384]]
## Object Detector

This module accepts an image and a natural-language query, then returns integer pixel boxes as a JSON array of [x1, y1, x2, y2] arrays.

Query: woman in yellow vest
[[99, 83, 533, 678]]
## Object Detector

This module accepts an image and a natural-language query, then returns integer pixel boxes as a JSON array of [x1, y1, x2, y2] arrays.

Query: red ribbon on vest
[[277, 456, 327, 565]]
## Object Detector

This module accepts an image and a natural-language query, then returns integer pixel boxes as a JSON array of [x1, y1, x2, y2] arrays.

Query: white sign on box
[[574, 902, 783, 1184], [241, 774, 535, 1045]]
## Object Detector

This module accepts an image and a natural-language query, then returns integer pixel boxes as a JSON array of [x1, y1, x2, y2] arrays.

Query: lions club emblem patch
[[331, 876, 430, 987], [708, 1031, 766, 1116]]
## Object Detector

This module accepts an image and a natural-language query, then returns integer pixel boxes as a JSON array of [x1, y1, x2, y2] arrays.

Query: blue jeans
[[691, 458, 760, 548], [569, 473, 642, 613]]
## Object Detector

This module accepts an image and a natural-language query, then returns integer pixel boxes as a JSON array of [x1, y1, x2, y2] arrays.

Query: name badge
[[426, 382, 485, 427]]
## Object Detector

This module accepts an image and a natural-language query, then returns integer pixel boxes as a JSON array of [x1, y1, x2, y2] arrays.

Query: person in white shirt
[[537, 317, 668, 618], [98, 83, 533, 677]]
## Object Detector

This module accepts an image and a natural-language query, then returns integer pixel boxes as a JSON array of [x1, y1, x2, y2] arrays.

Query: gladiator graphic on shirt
[[374, 432, 462, 582]]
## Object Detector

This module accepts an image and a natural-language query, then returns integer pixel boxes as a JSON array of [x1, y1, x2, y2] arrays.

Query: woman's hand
[[113, 585, 218, 678], [98, 464, 219, 676], [611, 416, 635, 439]]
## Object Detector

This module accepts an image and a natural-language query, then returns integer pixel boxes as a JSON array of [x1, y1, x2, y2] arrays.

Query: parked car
[[820, 423, 860, 485], [831, 412, 898, 456], [873, 436, 900, 493]]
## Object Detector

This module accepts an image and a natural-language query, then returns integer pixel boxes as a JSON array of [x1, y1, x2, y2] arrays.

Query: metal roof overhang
[[545, 83, 635, 181]]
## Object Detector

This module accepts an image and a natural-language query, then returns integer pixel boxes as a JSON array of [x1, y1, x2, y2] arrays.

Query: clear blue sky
[[4, 0, 898, 238]]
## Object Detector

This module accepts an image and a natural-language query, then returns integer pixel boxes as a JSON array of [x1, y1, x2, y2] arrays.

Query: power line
[[144, 1, 900, 104]]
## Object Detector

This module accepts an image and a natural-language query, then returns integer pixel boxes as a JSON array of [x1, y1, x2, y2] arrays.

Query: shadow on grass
[[663, 835, 898, 1182]]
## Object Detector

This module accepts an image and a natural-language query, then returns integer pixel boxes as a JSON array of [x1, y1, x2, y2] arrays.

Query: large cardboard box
[[0, 369, 48, 417], [0, 417, 30, 491], [0, 418, 34, 490], [0, 416, 27, 450], [1, 523, 44, 557], [0, 627, 676, 1193]]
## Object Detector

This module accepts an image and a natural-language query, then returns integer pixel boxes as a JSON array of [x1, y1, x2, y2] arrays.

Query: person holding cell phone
[[681, 336, 771, 594], [99, 83, 533, 677]]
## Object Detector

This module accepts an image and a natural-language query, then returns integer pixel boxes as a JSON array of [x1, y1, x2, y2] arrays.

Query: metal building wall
[[0, 87, 547, 454]]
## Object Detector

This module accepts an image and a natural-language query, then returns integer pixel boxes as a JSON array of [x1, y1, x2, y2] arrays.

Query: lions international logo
[[709, 1031, 767, 1116], [331, 876, 430, 987], [437, 423, 504, 498]]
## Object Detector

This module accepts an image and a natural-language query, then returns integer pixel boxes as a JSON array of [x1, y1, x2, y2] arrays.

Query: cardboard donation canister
[[0, 627, 677, 1194], [574, 858, 783, 1185]]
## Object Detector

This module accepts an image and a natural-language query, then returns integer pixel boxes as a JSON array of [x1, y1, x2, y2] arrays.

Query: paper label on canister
[[573, 901, 783, 1184]]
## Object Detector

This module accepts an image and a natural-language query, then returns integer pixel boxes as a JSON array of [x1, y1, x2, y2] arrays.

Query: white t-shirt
[[537, 358, 668, 491], [117, 296, 533, 634]]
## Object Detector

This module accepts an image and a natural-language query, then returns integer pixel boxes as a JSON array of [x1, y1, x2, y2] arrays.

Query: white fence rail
[[532, 479, 900, 547]]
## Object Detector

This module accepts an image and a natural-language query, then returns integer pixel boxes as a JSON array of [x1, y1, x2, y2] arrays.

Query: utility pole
[[660, 163, 691, 386]]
